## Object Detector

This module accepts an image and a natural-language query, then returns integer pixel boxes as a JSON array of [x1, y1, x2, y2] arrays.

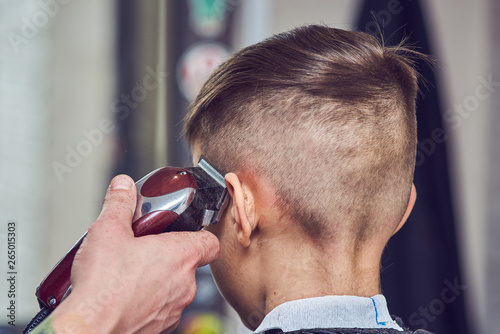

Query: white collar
[[254, 295, 403, 333]]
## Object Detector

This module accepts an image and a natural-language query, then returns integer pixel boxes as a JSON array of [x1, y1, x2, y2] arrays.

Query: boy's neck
[[255, 231, 383, 315]]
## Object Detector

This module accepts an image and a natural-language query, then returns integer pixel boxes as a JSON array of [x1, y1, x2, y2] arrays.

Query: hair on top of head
[[184, 24, 423, 243]]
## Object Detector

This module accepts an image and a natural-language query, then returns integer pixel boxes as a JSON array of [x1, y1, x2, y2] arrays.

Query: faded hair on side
[[184, 25, 422, 242]]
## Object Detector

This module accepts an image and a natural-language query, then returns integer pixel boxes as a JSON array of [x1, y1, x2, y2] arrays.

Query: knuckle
[[184, 283, 197, 306]]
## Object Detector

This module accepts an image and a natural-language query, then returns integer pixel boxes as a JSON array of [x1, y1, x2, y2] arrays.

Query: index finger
[[193, 230, 220, 267], [159, 230, 220, 267]]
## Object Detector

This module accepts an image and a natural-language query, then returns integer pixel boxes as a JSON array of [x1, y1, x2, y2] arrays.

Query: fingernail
[[110, 175, 133, 190]]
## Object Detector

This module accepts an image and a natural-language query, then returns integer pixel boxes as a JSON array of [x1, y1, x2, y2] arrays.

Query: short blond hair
[[185, 25, 421, 241]]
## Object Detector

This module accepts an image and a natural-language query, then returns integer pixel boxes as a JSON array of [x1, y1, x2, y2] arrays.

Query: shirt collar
[[254, 295, 403, 333]]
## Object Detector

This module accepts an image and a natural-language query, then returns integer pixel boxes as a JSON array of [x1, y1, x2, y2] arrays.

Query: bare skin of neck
[[250, 226, 384, 315]]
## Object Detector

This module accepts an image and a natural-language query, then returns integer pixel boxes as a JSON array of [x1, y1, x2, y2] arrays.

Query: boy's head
[[185, 25, 420, 327]]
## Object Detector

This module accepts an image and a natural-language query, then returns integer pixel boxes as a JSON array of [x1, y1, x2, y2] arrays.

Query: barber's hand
[[47, 175, 220, 334]]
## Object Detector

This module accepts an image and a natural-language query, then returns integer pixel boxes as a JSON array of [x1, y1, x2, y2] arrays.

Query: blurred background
[[0, 0, 497, 333]]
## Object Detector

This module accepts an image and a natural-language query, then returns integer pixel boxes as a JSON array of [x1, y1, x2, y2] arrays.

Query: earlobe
[[393, 183, 417, 235], [225, 173, 256, 247]]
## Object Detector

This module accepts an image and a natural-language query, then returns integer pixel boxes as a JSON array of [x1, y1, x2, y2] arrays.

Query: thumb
[[91, 174, 137, 237]]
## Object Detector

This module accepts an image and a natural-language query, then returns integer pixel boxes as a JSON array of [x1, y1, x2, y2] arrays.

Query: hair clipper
[[24, 157, 228, 333]]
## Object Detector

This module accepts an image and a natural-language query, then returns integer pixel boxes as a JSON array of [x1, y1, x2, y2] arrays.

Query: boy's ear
[[393, 183, 417, 235], [224, 172, 256, 247]]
